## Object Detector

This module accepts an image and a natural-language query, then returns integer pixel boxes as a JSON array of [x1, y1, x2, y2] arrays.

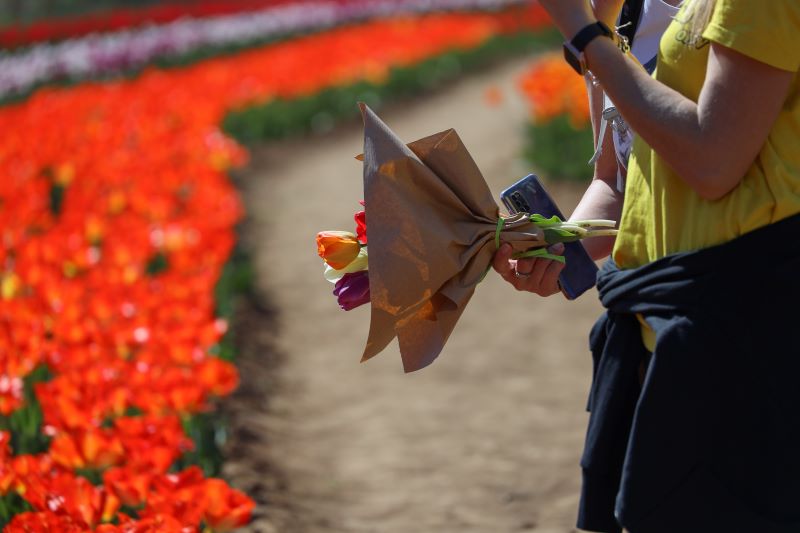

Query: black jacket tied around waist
[[577, 213, 800, 533]]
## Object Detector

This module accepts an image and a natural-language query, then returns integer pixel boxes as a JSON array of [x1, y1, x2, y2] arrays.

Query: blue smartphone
[[499, 174, 598, 300]]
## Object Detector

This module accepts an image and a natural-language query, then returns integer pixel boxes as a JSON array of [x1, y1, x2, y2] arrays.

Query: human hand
[[492, 242, 566, 297], [536, 0, 595, 39]]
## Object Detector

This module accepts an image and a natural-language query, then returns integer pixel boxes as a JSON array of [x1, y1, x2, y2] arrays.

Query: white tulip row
[[0, 0, 523, 100]]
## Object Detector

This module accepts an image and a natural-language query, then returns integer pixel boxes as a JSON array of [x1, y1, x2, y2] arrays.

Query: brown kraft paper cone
[[358, 103, 549, 373]]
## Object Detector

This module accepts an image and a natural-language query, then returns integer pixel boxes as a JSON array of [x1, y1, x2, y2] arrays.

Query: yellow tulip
[[324, 247, 368, 283]]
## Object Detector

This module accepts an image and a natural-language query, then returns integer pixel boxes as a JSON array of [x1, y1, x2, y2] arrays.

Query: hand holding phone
[[499, 174, 598, 300]]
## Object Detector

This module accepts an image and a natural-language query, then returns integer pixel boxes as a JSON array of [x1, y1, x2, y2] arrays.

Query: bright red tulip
[[355, 209, 367, 244]]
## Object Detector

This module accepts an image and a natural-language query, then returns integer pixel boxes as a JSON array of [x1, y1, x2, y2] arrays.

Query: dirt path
[[223, 55, 604, 533]]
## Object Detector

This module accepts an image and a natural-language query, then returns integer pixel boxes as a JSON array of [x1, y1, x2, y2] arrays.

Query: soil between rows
[[223, 55, 604, 533]]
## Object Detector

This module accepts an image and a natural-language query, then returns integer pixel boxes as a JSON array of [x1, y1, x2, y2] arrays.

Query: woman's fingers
[[494, 242, 568, 296], [528, 256, 551, 289], [492, 243, 514, 276], [539, 258, 567, 296]]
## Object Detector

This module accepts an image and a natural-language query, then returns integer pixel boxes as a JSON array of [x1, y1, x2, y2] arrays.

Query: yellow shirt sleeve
[[703, 0, 800, 72]]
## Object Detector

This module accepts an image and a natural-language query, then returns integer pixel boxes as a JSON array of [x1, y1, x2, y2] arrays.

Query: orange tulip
[[103, 466, 153, 507], [316, 231, 362, 269], [0, 434, 14, 494], [5, 511, 87, 532], [517, 53, 590, 128], [202, 478, 256, 532], [50, 429, 125, 470]]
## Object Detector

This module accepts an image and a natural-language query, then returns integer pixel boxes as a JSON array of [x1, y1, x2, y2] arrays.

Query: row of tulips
[[0, 0, 296, 48], [516, 52, 594, 180], [0, 0, 525, 101], [0, 5, 554, 530]]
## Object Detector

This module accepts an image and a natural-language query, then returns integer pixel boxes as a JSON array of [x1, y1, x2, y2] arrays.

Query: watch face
[[562, 43, 583, 75]]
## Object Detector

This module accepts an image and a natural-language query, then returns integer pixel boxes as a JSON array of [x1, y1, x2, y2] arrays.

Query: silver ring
[[514, 270, 531, 279]]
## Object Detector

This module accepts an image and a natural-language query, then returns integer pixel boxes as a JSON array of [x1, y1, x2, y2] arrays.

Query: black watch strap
[[570, 21, 613, 53], [563, 21, 614, 75]]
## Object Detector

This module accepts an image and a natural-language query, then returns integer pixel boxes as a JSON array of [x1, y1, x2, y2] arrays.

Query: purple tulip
[[333, 270, 370, 311]]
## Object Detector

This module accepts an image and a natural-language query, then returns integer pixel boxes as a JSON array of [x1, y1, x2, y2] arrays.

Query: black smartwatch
[[563, 21, 614, 75]]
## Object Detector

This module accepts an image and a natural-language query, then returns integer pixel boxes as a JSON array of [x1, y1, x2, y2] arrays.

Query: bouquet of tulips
[[315, 104, 617, 372], [316, 210, 617, 311], [317, 203, 370, 311]]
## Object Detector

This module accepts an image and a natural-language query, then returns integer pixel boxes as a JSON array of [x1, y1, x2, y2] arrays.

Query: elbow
[[692, 180, 733, 202], [679, 160, 745, 202]]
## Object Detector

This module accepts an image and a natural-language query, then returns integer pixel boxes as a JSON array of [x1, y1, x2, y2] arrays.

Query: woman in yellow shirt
[[496, 0, 800, 531]]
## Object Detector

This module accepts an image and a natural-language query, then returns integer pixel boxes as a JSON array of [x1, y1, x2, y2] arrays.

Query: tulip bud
[[316, 231, 361, 270], [333, 270, 370, 311], [355, 210, 367, 244]]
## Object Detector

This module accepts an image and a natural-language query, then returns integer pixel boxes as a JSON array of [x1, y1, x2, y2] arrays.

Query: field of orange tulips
[[0, 5, 553, 531]]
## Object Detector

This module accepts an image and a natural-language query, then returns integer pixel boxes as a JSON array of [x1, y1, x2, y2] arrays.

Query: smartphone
[[499, 174, 598, 300]]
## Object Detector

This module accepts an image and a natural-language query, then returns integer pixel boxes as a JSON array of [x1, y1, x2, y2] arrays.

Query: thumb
[[547, 242, 565, 255]]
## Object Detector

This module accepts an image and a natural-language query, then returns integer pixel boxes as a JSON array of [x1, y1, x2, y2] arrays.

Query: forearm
[[569, 178, 622, 261], [581, 36, 792, 201], [568, 71, 621, 262], [581, 39, 718, 196]]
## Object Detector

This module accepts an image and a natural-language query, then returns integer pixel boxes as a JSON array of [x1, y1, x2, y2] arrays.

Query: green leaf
[[49, 183, 66, 217], [528, 214, 563, 226], [145, 252, 169, 276], [543, 228, 581, 244], [512, 247, 566, 263], [0, 365, 53, 456]]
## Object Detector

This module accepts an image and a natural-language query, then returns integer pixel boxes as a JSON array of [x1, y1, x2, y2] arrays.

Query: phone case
[[499, 174, 598, 300]]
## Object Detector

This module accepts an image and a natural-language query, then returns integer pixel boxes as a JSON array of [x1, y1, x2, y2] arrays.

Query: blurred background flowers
[[517, 52, 594, 181], [0, 0, 593, 530]]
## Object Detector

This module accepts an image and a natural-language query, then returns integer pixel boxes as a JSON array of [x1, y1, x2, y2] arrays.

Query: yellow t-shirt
[[613, 0, 800, 271]]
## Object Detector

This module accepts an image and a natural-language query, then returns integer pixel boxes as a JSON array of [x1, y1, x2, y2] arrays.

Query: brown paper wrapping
[[359, 103, 548, 373]]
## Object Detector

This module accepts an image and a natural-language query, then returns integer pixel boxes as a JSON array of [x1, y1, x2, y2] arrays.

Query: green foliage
[[49, 183, 67, 217], [179, 233, 253, 475], [523, 114, 594, 182], [212, 236, 253, 360], [145, 251, 169, 276], [0, 365, 53, 456], [0, 493, 32, 530], [74, 467, 104, 486], [175, 411, 228, 477]]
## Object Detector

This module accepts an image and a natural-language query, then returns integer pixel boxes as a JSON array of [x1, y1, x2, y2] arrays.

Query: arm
[[591, 0, 625, 28], [541, 1, 795, 200], [568, 76, 623, 261], [492, 0, 629, 293]]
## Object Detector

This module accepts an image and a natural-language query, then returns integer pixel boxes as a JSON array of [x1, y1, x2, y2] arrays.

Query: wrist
[[583, 34, 620, 73], [563, 14, 595, 41], [563, 20, 615, 76]]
